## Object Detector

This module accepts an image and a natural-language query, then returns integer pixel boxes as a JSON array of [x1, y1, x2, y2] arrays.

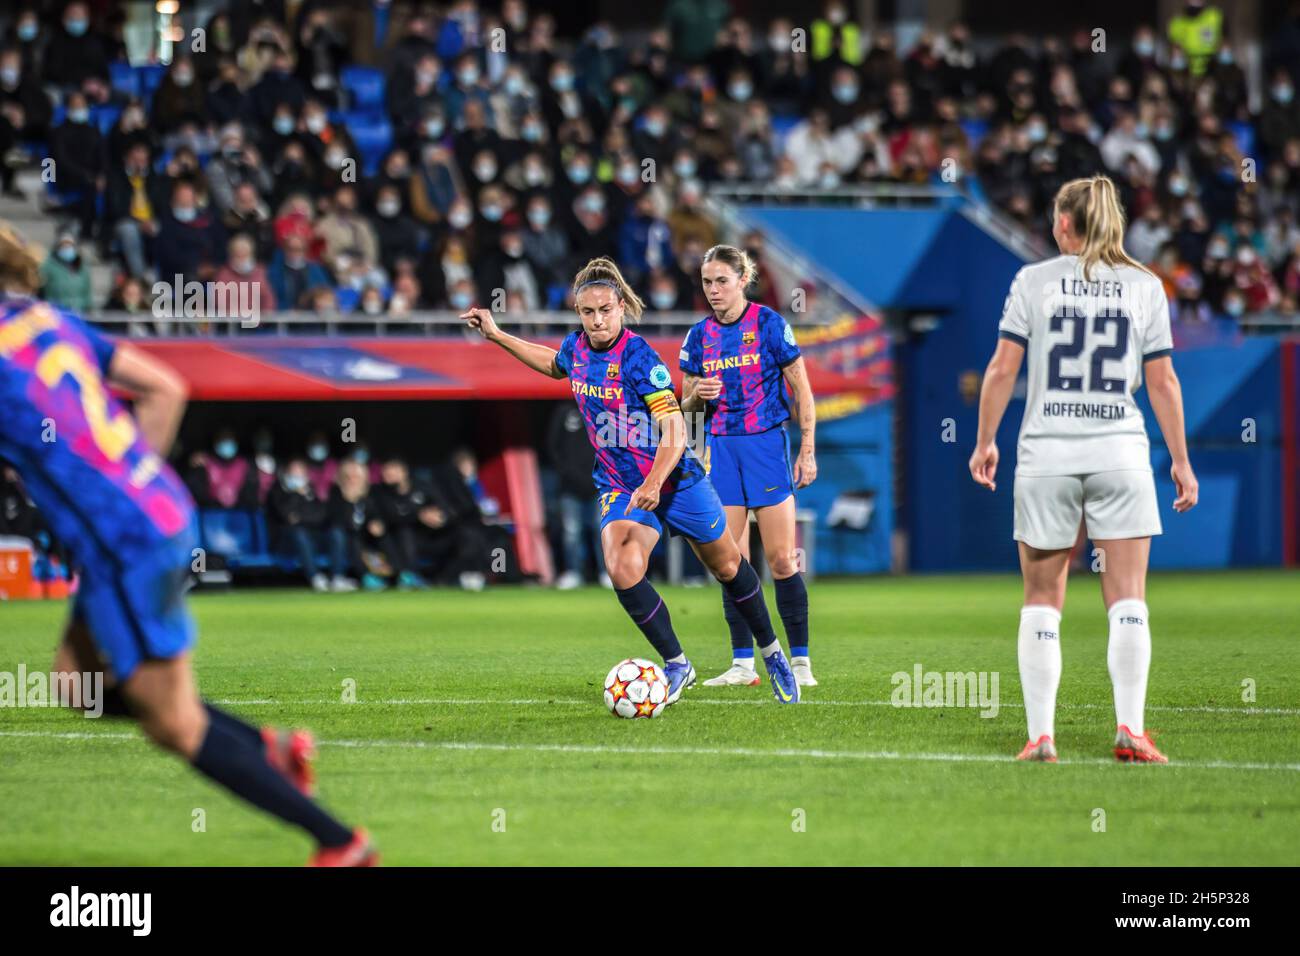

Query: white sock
[[733, 657, 756, 671], [1018, 605, 1062, 742], [667, 653, 686, 665], [1107, 599, 1151, 736], [758, 640, 780, 659]]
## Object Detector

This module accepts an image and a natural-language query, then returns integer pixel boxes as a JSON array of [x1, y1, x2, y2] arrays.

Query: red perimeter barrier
[[124, 332, 894, 402]]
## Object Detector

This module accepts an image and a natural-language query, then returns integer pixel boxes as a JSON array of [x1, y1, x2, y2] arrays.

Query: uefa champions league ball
[[603, 658, 669, 718]]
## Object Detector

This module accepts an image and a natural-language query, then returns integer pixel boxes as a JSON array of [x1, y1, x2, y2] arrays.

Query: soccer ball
[[603, 658, 669, 718]]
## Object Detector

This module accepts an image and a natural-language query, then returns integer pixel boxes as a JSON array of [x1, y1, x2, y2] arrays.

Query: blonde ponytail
[[572, 256, 645, 321], [1053, 175, 1152, 281], [0, 220, 41, 295]]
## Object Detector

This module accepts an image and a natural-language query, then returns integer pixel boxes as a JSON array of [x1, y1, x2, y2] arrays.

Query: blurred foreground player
[[0, 222, 375, 865]]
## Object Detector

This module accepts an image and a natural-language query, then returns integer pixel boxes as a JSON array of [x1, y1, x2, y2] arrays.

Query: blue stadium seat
[[341, 65, 386, 113], [109, 61, 139, 98], [335, 286, 360, 312], [1226, 121, 1254, 160], [136, 64, 166, 106], [343, 111, 393, 176], [959, 118, 989, 147], [200, 508, 277, 570], [93, 104, 122, 136]]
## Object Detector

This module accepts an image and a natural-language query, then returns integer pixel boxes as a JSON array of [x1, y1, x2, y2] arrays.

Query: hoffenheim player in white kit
[[969, 175, 1199, 764]]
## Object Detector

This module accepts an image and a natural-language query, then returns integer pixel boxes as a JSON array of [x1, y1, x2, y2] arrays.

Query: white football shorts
[[1013, 470, 1162, 550]]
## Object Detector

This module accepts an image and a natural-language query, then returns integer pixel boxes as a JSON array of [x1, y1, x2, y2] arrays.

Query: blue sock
[[192, 704, 353, 848], [720, 558, 779, 652], [721, 590, 754, 657], [615, 578, 683, 661], [775, 573, 809, 658], [204, 701, 264, 750]]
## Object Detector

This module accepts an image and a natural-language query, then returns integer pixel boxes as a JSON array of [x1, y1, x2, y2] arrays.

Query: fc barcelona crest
[[607, 363, 620, 378], [742, 330, 756, 345]]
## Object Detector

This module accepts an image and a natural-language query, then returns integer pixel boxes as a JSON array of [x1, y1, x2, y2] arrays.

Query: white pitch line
[[207, 697, 1300, 716], [2, 729, 1298, 773]]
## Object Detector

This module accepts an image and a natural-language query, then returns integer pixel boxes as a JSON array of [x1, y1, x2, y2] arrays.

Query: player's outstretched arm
[[969, 338, 1024, 492], [1144, 356, 1198, 512], [108, 343, 189, 457], [461, 307, 564, 379]]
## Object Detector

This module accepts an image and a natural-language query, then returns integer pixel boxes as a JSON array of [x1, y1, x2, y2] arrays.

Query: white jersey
[[998, 254, 1172, 477]]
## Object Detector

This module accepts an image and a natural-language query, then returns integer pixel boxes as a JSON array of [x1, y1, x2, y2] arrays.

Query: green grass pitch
[[1, 571, 1296, 866]]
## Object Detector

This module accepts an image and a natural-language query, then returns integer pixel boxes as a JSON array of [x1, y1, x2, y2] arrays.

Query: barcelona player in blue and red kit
[[681, 245, 819, 689], [463, 257, 799, 704], [0, 223, 373, 864]]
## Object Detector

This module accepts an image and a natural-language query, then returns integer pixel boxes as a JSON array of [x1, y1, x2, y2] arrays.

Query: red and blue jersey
[[0, 296, 193, 563], [680, 301, 801, 436], [555, 326, 705, 495]]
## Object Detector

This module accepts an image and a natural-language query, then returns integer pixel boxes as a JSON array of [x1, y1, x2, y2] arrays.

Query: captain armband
[[644, 389, 680, 422]]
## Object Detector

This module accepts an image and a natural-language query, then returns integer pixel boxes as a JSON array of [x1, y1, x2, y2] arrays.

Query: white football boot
[[790, 656, 818, 687], [702, 663, 762, 687]]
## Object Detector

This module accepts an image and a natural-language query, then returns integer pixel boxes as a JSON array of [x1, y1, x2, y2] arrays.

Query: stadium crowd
[[1, 0, 1297, 326], [3, 0, 1300, 591]]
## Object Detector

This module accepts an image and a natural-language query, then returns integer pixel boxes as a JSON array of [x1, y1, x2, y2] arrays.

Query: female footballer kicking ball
[[680, 245, 819, 688], [462, 257, 800, 704], [970, 175, 1198, 763]]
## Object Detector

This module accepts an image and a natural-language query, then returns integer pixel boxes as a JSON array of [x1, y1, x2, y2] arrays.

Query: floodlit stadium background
[[0, 0, 1296, 595]]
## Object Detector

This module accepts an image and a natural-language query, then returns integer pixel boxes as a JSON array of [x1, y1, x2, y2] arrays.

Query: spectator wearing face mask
[[249, 428, 278, 503], [222, 182, 275, 260], [206, 126, 272, 214], [452, 99, 502, 186], [618, 192, 674, 288], [328, 459, 381, 592], [185, 429, 261, 510], [1260, 68, 1300, 158], [444, 52, 493, 127], [645, 268, 681, 312], [372, 184, 423, 274], [103, 142, 166, 281], [214, 233, 278, 318], [666, 179, 717, 258], [0, 45, 53, 145], [249, 51, 307, 130], [206, 56, 246, 126], [408, 143, 459, 226], [268, 458, 331, 591], [1231, 245, 1281, 313], [156, 180, 226, 285], [520, 195, 569, 292], [268, 232, 331, 311], [298, 99, 357, 168], [302, 433, 339, 500], [369, 458, 448, 590], [418, 234, 474, 308], [39, 230, 92, 313], [42, 2, 109, 92], [504, 150, 553, 201], [389, 52, 444, 136], [48, 91, 105, 238], [478, 228, 543, 311], [151, 55, 205, 133], [566, 184, 614, 268], [317, 185, 380, 277]]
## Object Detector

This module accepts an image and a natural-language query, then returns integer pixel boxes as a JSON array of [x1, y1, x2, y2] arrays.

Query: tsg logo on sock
[[49, 886, 151, 936]]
